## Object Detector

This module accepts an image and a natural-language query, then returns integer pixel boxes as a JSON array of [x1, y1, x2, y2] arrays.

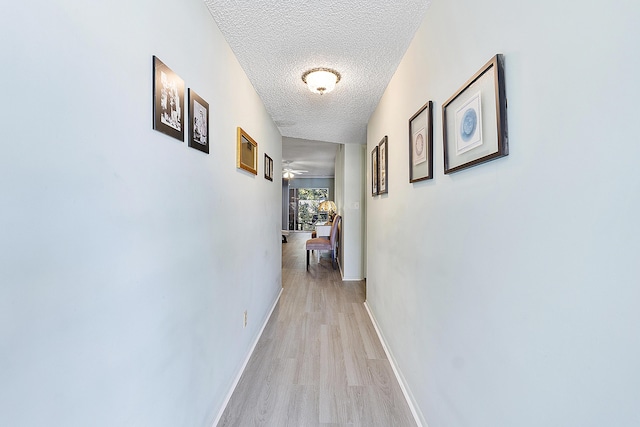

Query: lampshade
[[283, 170, 294, 179], [302, 68, 341, 95], [318, 200, 337, 214]]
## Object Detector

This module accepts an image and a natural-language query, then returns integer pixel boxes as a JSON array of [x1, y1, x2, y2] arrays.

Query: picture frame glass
[[409, 101, 433, 182], [237, 127, 258, 175], [188, 89, 209, 153], [371, 146, 379, 196], [444, 68, 499, 171], [378, 136, 388, 194], [442, 54, 507, 174], [264, 154, 273, 181], [241, 136, 255, 165], [153, 56, 184, 142]]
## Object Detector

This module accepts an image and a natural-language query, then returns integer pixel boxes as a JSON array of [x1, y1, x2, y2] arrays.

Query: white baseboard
[[338, 260, 364, 281], [364, 302, 427, 427], [211, 288, 283, 427]]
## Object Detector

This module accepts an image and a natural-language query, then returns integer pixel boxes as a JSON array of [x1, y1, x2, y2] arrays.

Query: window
[[288, 188, 329, 231]]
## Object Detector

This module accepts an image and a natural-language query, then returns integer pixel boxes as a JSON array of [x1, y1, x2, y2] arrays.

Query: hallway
[[218, 233, 416, 426]]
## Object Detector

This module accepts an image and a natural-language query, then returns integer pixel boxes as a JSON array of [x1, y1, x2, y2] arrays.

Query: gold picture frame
[[237, 127, 258, 175]]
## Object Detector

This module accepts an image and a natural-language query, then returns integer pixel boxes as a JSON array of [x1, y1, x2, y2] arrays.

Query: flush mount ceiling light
[[301, 68, 341, 95]]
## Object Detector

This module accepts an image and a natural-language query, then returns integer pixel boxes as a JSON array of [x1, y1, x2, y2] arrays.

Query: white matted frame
[[188, 89, 209, 153], [378, 136, 388, 194], [264, 154, 273, 181], [442, 54, 508, 174], [409, 101, 433, 182], [371, 145, 379, 196]]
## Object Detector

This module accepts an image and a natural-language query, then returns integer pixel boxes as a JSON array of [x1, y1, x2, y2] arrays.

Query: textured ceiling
[[204, 0, 432, 147]]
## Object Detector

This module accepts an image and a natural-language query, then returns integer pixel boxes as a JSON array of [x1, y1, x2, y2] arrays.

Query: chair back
[[329, 215, 341, 248]]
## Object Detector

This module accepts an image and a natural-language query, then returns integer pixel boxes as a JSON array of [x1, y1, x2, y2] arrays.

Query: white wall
[[366, 0, 640, 426], [335, 144, 365, 280], [0, 1, 282, 426]]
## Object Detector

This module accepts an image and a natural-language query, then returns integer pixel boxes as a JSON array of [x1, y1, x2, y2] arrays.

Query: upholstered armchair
[[306, 215, 341, 270]]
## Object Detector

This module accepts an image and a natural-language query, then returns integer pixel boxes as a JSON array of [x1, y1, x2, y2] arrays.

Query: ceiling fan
[[282, 161, 307, 178]]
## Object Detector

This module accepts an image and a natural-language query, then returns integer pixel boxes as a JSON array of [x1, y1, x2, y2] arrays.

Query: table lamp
[[318, 200, 337, 223]]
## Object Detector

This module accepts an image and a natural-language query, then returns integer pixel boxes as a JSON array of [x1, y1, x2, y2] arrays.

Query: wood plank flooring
[[218, 232, 416, 427]]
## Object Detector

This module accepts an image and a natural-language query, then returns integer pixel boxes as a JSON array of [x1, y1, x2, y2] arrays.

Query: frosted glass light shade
[[302, 68, 341, 95]]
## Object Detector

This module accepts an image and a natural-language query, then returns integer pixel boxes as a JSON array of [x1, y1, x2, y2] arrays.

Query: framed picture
[[378, 136, 388, 194], [188, 89, 209, 154], [237, 127, 258, 175], [442, 54, 508, 174], [152, 56, 184, 141], [264, 154, 273, 181], [409, 101, 433, 182], [371, 145, 379, 196]]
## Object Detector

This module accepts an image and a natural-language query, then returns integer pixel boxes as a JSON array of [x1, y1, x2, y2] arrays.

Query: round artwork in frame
[[415, 132, 424, 156], [460, 108, 477, 142], [454, 91, 483, 155]]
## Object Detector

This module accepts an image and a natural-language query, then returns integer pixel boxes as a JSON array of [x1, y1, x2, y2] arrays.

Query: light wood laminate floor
[[218, 232, 416, 427]]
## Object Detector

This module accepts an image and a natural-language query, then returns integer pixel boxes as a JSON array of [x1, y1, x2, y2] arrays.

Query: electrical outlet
[[243, 310, 247, 328]]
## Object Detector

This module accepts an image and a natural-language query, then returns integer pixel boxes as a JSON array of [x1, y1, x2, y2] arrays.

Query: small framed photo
[[378, 136, 388, 194], [237, 127, 258, 175], [152, 56, 184, 141], [371, 145, 379, 196], [442, 54, 508, 174], [264, 154, 273, 181], [188, 89, 209, 154], [409, 101, 433, 182]]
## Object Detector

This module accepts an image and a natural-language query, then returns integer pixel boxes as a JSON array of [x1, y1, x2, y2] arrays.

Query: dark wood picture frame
[[371, 145, 379, 196], [264, 154, 273, 181], [237, 127, 258, 175], [442, 54, 508, 174], [188, 89, 209, 154], [378, 136, 388, 194], [152, 56, 184, 142], [409, 101, 433, 182]]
